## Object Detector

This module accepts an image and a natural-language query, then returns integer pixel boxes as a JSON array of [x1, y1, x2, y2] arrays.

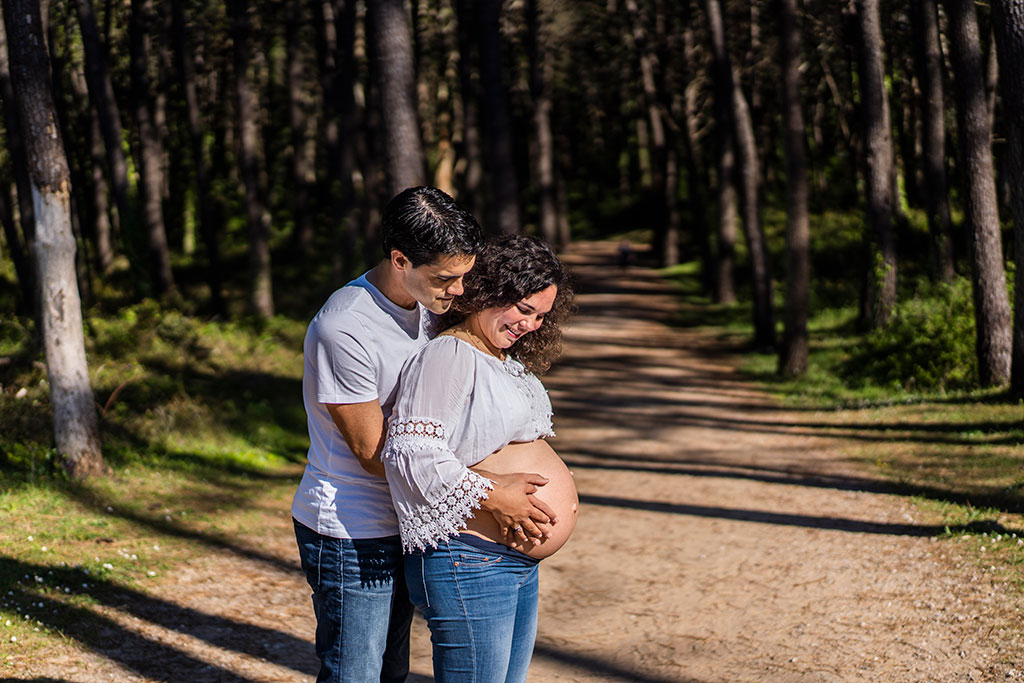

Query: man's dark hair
[[381, 186, 484, 267], [437, 235, 574, 374]]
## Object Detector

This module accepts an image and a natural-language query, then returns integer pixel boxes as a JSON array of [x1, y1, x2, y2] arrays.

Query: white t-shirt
[[291, 273, 431, 539]]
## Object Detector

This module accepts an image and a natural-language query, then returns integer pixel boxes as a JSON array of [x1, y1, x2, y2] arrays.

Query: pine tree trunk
[[626, 0, 669, 262], [171, 0, 224, 314], [704, 0, 738, 304], [130, 0, 175, 298], [73, 0, 148, 296], [229, 0, 274, 317], [473, 0, 521, 234], [777, 0, 810, 377], [367, 0, 426, 196], [0, 8, 37, 312], [912, 0, 955, 282], [454, 0, 485, 222], [526, 0, 557, 247], [705, 0, 773, 344], [946, 0, 1013, 386], [992, 0, 1024, 393], [856, 0, 898, 330], [287, 6, 313, 254], [3, 0, 104, 479]]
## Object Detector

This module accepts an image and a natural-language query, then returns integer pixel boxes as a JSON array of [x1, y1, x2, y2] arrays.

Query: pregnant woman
[[382, 235, 578, 682]]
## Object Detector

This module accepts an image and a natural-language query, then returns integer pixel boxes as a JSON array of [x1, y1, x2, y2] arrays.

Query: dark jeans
[[294, 519, 414, 683]]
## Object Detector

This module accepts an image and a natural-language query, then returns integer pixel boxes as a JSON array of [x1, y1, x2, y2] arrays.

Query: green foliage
[[843, 278, 977, 392]]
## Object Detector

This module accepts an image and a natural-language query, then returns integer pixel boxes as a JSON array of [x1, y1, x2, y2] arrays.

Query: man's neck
[[365, 261, 416, 310]]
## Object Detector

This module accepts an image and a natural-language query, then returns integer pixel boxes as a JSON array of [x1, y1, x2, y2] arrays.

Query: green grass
[[0, 301, 308, 658]]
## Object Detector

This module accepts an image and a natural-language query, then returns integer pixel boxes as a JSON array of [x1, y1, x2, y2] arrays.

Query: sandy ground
[[8, 241, 1023, 682]]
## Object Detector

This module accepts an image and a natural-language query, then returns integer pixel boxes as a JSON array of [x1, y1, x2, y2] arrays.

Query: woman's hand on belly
[[473, 470, 558, 548]]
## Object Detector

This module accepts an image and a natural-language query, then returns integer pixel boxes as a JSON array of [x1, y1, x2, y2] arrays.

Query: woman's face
[[472, 284, 558, 355]]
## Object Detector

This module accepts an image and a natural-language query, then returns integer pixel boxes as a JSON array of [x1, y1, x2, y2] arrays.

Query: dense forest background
[[2, 0, 1024, 478]]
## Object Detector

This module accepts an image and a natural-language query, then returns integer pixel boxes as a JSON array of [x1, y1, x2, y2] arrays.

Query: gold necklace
[[448, 323, 504, 361]]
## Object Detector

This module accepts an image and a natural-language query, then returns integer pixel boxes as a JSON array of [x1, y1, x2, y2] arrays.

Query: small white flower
[[147, 571, 156, 577], [10, 636, 16, 643], [26, 536, 33, 541], [153, 545, 160, 551], [4, 620, 10, 626], [102, 563, 113, 570], [106, 506, 113, 512], [130, 554, 137, 561], [40, 547, 47, 552]]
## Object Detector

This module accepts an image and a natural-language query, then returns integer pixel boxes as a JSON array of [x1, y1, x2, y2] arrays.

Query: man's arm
[[325, 401, 386, 477]]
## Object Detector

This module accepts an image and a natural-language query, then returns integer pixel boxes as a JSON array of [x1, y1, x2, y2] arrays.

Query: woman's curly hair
[[436, 235, 574, 374]]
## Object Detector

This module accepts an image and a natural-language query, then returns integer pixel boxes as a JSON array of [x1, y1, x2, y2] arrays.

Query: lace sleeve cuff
[[398, 469, 493, 553], [382, 418, 495, 553]]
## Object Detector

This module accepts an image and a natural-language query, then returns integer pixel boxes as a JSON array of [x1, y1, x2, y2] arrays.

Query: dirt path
[[17, 241, 1023, 682]]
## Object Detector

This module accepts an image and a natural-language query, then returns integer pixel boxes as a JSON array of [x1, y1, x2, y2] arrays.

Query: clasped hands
[[474, 470, 558, 549]]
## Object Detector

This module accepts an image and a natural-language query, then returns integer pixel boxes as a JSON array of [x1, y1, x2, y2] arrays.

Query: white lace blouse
[[381, 335, 555, 553]]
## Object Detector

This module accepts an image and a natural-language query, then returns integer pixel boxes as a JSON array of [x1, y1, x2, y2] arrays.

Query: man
[[292, 187, 553, 682]]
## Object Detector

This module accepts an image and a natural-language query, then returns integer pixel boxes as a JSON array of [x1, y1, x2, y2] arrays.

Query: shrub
[[843, 277, 977, 392]]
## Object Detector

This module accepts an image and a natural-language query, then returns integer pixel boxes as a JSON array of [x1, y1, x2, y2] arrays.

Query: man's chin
[[430, 299, 453, 314]]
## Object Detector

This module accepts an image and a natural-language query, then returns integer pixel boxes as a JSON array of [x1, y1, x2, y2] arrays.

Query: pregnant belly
[[463, 440, 579, 560]]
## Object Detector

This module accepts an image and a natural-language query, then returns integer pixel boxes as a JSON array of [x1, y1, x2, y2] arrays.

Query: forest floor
[[7, 240, 1024, 682]]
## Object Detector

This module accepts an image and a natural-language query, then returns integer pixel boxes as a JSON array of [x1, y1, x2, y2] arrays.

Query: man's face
[[400, 252, 477, 314]]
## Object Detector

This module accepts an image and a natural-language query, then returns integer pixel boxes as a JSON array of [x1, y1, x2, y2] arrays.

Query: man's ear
[[389, 249, 412, 271]]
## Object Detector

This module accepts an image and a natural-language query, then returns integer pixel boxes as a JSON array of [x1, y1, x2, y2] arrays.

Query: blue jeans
[[406, 536, 539, 683], [294, 520, 413, 683]]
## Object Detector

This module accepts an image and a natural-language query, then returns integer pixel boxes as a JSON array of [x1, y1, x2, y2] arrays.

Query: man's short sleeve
[[312, 320, 380, 405]]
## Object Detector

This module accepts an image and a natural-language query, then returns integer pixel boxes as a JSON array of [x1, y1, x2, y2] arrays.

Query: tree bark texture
[[992, 0, 1024, 393], [626, 0, 669, 263], [526, 0, 558, 247], [367, 0, 426, 196], [706, 0, 774, 346], [3, 0, 104, 479], [856, 0, 898, 330], [473, 0, 521, 234], [0, 7, 37, 312], [171, 0, 224, 313], [73, 0, 149, 295], [911, 0, 955, 282], [777, 0, 810, 377], [946, 0, 1013, 386], [130, 0, 175, 297], [454, 0, 485, 223], [229, 0, 274, 317], [703, 0, 738, 304], [287, 6, 314, 254]]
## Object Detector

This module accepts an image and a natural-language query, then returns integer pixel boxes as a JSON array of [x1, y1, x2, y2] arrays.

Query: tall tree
[[171, 0, 224, 313], [626, 0, 670, 263], [3, 0, 104, 478], [991, 0, 1024, 393], [526, 0, 558, 246], [912, 0, 955, 282], [453, 0, 484, 222], [472, 0, 521, 234], [229, 0, 274, 317], [777, 0, 810, 377], [703, 0, 738, 304], [73, 0, 148, 295], [855, 0, 898, 330], [0, 7, 36, 313], [367, 0, 426, 196], [130, 0, 175, 297], [286, 3, 314, 254], [704, 0, 774, 347], [946, 0, 1012, 386]]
